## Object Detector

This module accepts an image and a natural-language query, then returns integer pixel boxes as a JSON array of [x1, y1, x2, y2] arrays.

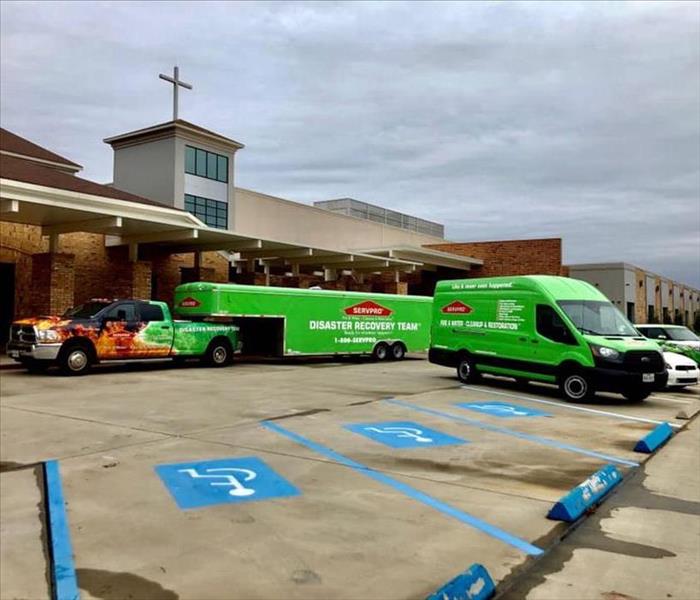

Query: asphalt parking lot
[[1, 356, 699, 600]]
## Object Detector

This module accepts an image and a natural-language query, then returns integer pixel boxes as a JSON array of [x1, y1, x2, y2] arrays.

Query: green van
[[429, 275, 667, 402]]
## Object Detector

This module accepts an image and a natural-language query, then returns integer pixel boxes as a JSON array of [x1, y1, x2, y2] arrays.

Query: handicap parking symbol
[[155, 456, 300, 510], [345, 421, 467, 448], [455, 402, 550, 418]]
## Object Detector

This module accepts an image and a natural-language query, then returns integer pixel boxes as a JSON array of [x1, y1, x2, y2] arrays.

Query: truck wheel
[[373, 343, 389, 361], [457, 355, 480, 383], [390, 343, 406, 360], [204, 339, 233, 367], [58, 343, 92, 376], [559, 372, 593, 402], [623, 388, 651, 402]]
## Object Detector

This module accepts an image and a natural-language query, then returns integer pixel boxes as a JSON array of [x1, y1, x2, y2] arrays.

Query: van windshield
[[558, 300, 638, 337]]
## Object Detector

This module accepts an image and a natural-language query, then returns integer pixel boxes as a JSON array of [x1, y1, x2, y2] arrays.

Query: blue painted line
[[44, 460, 79, 600], [262, 420, 543, 556], [386, 399, 640, 468]]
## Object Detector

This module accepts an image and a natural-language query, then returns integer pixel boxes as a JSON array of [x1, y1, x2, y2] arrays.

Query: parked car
[[663, 350, 700, 389], [636, 324, 700, 364], [7, 298, 239, 375]]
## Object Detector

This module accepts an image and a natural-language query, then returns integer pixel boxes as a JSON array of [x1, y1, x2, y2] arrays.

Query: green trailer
[[174, 282, 432, 360]]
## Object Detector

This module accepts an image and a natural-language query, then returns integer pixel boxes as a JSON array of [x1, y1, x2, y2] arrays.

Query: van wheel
[[58, 342, 93, 376], [204, 339, 233, 367], [390, 343, 406, 360], [559, 371, 594, 402], [373, 343, 389, 361], [623, 388, 651, 402], [457, 355, 480, 383]]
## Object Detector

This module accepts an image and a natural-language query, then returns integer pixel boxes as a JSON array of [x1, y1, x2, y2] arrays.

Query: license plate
[[8, 350, 19, 358], [642, 373, 655, 383]]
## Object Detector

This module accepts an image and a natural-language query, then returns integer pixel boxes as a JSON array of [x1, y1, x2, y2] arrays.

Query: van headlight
[[590, 344, 621, 362], [36, 329, 61, 343]]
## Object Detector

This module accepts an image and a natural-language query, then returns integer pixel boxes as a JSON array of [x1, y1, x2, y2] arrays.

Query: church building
[[0, 68, 563, 346]]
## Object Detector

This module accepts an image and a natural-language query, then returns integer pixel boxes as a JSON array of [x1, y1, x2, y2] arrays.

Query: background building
[[568, 262, 700, 327]]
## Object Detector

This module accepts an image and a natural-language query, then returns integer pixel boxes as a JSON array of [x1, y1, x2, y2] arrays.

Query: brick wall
[[0, 222, 47, 316], [1, 221, 232, 319], [426, 238, 562, 278], [31, 253, 75, 315]]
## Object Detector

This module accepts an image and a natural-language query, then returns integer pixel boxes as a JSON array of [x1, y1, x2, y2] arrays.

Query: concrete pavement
[[500, 416, 700, 600], [1, 357, 698, 599]]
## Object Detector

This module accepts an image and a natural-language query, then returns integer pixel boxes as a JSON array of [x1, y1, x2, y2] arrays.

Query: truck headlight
[[36, 329, 61, 343], [590, 344, 621, 362]]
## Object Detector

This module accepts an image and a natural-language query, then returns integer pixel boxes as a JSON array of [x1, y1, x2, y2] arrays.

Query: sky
[[1, 1, 699, 286]]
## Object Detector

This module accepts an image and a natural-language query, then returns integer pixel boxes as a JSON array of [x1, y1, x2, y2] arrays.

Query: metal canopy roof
[[352, 245, 481, 271]]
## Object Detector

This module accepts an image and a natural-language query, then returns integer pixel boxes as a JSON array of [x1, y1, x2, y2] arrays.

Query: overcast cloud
[[1, 1, 699, 285]]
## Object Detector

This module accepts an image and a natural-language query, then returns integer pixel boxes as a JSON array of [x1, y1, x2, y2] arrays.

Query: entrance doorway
[[0, 263, 16, 347]]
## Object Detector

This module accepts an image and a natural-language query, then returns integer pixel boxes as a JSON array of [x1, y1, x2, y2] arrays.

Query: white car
[[663, 351, 700, 389]]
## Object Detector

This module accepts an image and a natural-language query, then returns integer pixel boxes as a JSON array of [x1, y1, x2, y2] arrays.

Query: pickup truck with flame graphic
[[7, 299, 239, 375]]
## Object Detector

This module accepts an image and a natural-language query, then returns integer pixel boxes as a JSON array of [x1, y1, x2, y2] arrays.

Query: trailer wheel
[[390, 343, 406, 361], [373, 342, 389, 361], [456, 354, 480, 383], [203, 338, 233, 367]]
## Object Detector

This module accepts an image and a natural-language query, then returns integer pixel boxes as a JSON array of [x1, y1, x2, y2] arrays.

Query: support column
[[108, 261, 152, 299], [31, 253, 75, 315]]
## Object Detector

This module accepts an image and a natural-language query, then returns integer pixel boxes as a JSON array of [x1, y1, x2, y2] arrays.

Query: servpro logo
[[344, 300, 393, 317], [178, 297, 201, 308], [441, 301, 473, 314]]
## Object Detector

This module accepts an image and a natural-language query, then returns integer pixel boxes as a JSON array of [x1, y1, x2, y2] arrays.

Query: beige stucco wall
[[112, 137, 176, 208], [231, 187, 445, 250]]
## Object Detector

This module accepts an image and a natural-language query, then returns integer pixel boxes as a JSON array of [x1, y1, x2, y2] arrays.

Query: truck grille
[[10, 325, 36, 344], [623, 350, 664, 373]]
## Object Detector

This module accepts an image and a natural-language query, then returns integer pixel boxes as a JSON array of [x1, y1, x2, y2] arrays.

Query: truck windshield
[[666, 327, 700, 342], [558, 301, 638, 336], [62, 301, 112, 319]]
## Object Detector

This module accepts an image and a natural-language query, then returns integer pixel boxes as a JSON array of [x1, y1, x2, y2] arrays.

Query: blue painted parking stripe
[[262, 420, 543, 556], [44, 460, 79, 600], [386, 399, 640, 468]]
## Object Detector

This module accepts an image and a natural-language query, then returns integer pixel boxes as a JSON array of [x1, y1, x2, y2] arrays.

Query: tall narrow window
[[195, 149, 207, 177], [217, 155, 228, 183], [207, 153, 217, 179], [185, 146, 196, 174]]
